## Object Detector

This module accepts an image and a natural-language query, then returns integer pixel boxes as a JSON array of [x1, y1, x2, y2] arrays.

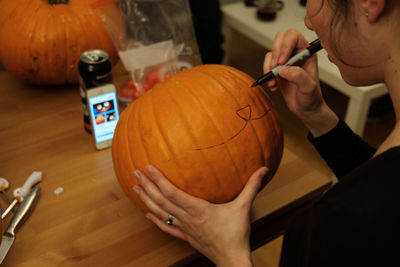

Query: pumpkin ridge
[[225, 67, 271, 168], [29, 5, 49, 82], [0, 0, 19, 43], [180, 68, 245, 146], [75, 4, 98, 49], [119, 104, 137, 190], [192, 66, 267, 186], [13, 3, 30, 77], [226, 68, 270, 178], [194, 66, 271, 117], [52, 6, 68, 83], [42, 7, 53, 83], [112, 122, 122, 190], [9, 0, 25, 69], [175, 72, 245, 199], [125, 103, 144, 182], [228, 68, 278, 176], [13, 0, 40, 78], [182, 72, 248, 150], [191, 67, 270, 134], [149, 86, 190, 192], [189, 67, 253, 189], [244, 94, 269, 167], [127, 99, 155, 210], [163, 76, 233, 200], [43, 9, 55, 82], [66, 3, 92, 82], [35, 3, 62, 82], [137, 94, 152, 169], [63, 8, 77, 82], [130, 98, 151, 172], [192, 104, 271, 150], [113, 110, 129, 197], [121, 100, 149, 211], [248, 83, 283, 171], [262, 101, 284, 175], [191, 116, 248, 150]]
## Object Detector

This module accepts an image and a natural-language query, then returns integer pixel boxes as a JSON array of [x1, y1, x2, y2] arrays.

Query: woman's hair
[[326, 0, 396, 32], [325, 0, 353, 66], [321, 0, 396, 67]]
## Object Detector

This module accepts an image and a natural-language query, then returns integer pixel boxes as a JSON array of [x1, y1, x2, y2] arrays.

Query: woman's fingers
[[264, 29, 315, 93], [263, 52, 278, 91], [270, 31, 285, 68], [278, 65, 318, 94], [278, 29, 309, 64], [145, 165, 208, 212], [277, 65, 324, 115], [133, 183, 173, 225], [134, 165, 209, 223], [263, 51, 272, 74], [133, 169, 185, 219], [272, 29, 310, 67]]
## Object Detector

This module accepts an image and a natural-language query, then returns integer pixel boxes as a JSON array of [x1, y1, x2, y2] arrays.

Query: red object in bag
[[143, 69, 172, 92], [121, 80, 142, 100]]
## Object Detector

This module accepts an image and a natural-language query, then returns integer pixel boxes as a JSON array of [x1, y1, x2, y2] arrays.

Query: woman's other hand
[[133, 165, 269, 267], [263, 29, 338, 137]]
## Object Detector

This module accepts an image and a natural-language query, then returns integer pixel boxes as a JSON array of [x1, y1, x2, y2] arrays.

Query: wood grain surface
[[0, 71, 331, 266]]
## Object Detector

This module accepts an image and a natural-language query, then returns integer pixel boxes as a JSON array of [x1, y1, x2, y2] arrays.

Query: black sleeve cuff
[[306, 119, 376, 179]]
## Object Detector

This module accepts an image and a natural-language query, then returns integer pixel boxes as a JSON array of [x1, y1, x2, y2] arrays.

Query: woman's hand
[[264, 29, 338, 137], [133, 165, 269, 267]]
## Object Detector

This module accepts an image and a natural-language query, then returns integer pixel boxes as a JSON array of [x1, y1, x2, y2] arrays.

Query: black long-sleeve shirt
[[280, 119, 400, 267]]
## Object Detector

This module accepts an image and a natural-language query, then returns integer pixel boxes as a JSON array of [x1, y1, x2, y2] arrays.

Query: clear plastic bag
[[92, 0, 202, 106]]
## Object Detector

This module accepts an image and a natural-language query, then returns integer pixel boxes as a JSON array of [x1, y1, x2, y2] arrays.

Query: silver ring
[[166, 214, 175, 226]]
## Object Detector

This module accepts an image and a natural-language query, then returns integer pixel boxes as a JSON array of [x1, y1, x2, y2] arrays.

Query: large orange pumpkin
[[0, 0, 122, 85], [112, 65, 284, 211]]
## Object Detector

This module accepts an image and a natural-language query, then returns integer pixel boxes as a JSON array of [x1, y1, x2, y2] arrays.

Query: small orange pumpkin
[[112, 65, 284, 211], [0, 0, 122, 85]]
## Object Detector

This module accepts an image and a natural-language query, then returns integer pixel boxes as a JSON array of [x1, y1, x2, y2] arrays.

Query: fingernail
[[267, 80, 276, 88], [262, 166, 269, 175], [132, 185, 140, 194], [279, 67, 289, 76], [146, 165, 155, 176], [134, 170, 141, 180], [270, 59, 276, 69]]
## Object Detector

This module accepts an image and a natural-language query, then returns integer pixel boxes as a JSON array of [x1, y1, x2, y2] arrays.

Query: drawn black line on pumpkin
[[192, 104, 271, 151]]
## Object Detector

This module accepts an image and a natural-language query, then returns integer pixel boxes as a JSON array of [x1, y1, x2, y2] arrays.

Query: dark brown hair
[[320, 0, 397, 67]]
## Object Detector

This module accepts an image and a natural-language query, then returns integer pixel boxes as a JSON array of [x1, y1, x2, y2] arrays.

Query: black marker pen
[[252, 39, 323, 87]]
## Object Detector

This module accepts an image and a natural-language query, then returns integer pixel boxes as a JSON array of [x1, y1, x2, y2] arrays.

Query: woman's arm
[[307, 119, 376, 179]]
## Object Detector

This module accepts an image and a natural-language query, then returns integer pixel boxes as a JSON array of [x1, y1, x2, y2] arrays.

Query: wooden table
[[0, 71, 331, 266]]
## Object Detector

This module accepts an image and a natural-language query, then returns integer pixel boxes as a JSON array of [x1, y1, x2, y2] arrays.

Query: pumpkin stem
[[49, 0, 69, 4]]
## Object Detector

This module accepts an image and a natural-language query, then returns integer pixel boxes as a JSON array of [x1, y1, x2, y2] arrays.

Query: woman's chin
[[340, 73, 378, 87]]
